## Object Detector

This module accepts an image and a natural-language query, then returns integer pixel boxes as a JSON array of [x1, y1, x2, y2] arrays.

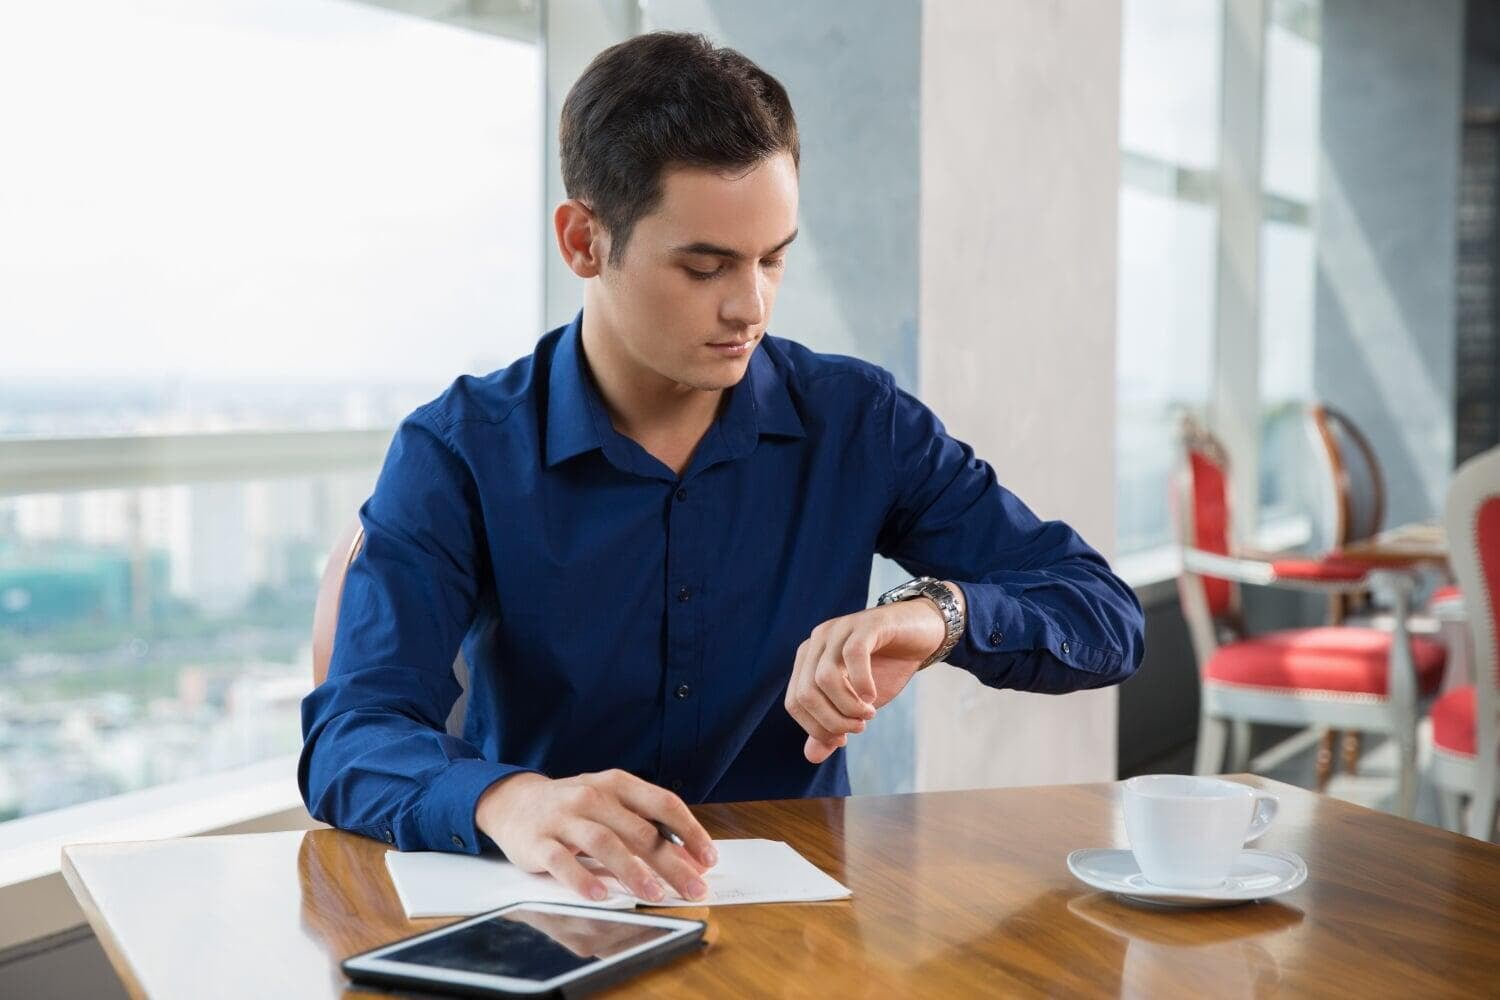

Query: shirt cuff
[[948, 581, 1122, 678], [418, 759, 541, 854], [951, 581, 1027, 661]]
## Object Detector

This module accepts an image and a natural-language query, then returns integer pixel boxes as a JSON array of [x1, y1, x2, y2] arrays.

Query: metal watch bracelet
[[876, 576, 965, 671]]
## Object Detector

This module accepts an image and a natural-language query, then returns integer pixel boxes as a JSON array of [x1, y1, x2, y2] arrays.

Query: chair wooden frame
[[1426, 445, 1500, 840], [312, 520, 365, 687], [309, 517, 469, 737], [1308, 403, 1386, 549], [1305, 403, 1461, 785], [1176, 418, 1428, 817]]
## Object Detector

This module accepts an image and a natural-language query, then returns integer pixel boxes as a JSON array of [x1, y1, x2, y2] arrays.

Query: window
[[1258, 0, 1322, 531], [0, 0, 541, 822], [1116, 0, 1223, 558], [1116, 0, 1326, 572]]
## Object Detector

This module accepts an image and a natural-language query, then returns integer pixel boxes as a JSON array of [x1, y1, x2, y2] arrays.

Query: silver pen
[[652, 819, 686, 848]]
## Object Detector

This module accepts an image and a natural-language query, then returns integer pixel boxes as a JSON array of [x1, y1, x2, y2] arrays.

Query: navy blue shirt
[[299, 312, 1144, 854]]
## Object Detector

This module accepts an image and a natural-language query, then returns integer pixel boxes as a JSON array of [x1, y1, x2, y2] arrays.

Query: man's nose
[[721, 268, 767, 328]]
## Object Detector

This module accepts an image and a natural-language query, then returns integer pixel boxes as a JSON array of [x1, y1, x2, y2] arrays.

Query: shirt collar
[[745, 336, 807, 441], [544, 311, 602, 467], [544, 310, 806, 471]]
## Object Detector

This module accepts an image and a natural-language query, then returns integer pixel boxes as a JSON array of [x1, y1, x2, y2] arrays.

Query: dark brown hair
[[559, 31, 800, 266]]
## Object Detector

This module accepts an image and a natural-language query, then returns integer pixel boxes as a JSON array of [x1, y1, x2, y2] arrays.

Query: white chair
[[1174, 419, 1446, 817], [1426, 445, 1500, 840]]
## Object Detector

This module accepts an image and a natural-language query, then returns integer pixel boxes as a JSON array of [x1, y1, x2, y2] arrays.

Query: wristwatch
[[876, 577, 966, 671]]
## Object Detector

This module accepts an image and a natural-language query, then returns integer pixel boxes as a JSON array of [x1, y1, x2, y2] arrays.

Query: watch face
[[880, 578, 954, 614]]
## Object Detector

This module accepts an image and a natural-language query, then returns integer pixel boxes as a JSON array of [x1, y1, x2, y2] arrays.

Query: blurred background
[[1, 0, 1496, 991]]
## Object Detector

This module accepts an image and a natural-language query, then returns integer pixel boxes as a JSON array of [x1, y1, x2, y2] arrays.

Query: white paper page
[[385, 838, 851, 918], [384, 850, 637, 917]]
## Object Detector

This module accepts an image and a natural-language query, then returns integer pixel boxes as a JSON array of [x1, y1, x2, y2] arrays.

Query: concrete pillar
[[916, 0, 1123, 788]]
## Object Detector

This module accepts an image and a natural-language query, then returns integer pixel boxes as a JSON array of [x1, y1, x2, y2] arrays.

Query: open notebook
[[385, 838, 851, 918]]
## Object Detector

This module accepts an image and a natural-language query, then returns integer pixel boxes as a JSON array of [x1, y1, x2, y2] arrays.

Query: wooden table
[[1338, 520, 1450, 569], [61, 777, 1500, 998]]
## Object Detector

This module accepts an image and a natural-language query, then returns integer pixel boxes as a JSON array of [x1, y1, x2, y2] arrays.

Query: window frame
[[1116, 0, 1321, 590]]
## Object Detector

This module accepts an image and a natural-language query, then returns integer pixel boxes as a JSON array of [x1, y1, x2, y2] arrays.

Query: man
[[299, 32, 1143, 908]]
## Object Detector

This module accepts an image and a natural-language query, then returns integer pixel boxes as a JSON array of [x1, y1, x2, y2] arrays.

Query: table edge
[[59, 846, 148, 1000]]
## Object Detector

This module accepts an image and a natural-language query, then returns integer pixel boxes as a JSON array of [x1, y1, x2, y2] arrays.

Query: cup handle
[[1244, 791, 1279, 843]]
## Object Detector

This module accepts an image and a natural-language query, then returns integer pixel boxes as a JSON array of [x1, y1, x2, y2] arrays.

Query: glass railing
[[0, 431, 387, 823]]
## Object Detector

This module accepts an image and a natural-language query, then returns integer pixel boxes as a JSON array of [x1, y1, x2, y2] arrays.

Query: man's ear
[[553, 199, 608, 278]]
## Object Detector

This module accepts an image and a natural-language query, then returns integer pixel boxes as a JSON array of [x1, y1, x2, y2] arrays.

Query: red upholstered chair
[[1429, 584, 1466, 617], [1426, 445, 1500, 840], [1174, 418, 1446, 817], [1305, 403, 1459, 782]]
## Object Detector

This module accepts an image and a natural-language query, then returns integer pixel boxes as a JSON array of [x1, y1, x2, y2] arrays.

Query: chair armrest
[[1427, 584, 1466, 621], [1181, 547, 1277, 585], [1266, 556, 1371, 583], [1180, 548, 1377, 594]]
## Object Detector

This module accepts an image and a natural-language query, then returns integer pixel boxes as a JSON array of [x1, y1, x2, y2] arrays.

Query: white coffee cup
[[1122, 775, 1279, 890]]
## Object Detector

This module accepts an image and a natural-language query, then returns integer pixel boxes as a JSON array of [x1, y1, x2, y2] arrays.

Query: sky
[[0, 0, 542, 384]]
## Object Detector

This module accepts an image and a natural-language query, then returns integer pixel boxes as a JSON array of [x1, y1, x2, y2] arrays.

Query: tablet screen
[[380, 906, 677, 982]]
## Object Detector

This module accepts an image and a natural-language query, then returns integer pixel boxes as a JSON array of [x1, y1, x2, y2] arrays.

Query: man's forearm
[[945, 559, 1143, 693], [299, 669, 536, 853]]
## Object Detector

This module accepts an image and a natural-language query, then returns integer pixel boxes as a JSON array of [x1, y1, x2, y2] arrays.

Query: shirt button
[[675, 684, 692, 699], [675, 487, 688, 502], [384, 829, 394, 844], [989, 629, 1003, 645], [1061, 641, 1071, 655], [677, 586, 692, 603], [670, 778, 684, 791], [451, 834, 464, 848]]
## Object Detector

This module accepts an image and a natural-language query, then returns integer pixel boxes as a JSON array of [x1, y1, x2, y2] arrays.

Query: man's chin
[[678, 355, 754, 392], [702, 366, 753, 391]]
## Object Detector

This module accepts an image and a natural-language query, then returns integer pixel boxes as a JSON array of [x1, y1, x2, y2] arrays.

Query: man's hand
[[785, 587, 963, 764], [474, 769, 717, 904]]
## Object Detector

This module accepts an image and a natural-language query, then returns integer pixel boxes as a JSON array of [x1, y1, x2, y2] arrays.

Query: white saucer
[[1066, 848, 1307, 908]]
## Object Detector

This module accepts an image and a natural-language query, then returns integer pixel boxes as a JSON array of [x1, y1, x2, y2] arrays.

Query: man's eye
[[762, 257, 786, 270], [686, 266, 722, 280]]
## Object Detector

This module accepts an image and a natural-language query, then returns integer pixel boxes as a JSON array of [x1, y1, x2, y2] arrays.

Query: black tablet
[[341, 901, 706, 998]]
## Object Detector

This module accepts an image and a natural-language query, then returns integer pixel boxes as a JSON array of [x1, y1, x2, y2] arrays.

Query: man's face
[[593, 151, 799, 392]]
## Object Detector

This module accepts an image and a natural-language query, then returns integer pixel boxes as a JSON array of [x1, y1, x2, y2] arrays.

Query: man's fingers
[[786, 635, 823, 715], [589, 793, 709, 901], [786, 635, 851, 747], [537, 840, 611, 902], [800, 648, 869, 737], [815, 645, 875, 720], [791, 679, 864, 743], [641, 838, 711, 902], [562, 820, 667, 903], [605, 771, 718, 872], [839, 632, 879, 707], [795, 705, 858, 746], [804, 733, 844, 764], [788, 627, 864, 764]]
